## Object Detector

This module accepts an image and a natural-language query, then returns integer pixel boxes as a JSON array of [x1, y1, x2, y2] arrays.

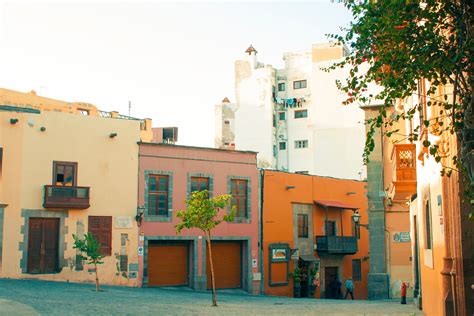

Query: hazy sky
[[0, 1, 352, 146]]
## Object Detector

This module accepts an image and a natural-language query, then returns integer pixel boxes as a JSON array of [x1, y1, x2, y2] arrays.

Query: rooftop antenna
[[128, 101, 131, 117]]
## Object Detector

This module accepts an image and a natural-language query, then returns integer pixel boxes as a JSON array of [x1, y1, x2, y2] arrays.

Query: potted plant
[[309, 265, 319, 297], [290, 266, 302, 298]]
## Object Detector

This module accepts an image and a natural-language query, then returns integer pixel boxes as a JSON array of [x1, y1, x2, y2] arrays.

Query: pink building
[[137, 142, 261, 294]]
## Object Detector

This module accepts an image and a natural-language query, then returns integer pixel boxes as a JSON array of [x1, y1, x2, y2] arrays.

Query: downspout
[[259, 169, 265, 295], [286, 106, 289, 171], [137, 141, 143, 287], [385, 229, 391, 298]]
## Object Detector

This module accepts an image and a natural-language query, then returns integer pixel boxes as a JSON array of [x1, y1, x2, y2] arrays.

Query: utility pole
[[128, 101, 131, 117]]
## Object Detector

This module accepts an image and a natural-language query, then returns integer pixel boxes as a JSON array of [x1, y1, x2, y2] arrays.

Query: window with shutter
[[53, 161, 77, 186], [88, 216, 112, 256], [191, 177, 209, 194], [352, 259, 362, 281], [230, 179, 248, 218], [297, 214, 308, 238], [148, 175, 169, 216]]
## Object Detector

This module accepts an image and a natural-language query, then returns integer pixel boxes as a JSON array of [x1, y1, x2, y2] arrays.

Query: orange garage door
[[148, 243, 188, 286], [206, 242, 242, 289]]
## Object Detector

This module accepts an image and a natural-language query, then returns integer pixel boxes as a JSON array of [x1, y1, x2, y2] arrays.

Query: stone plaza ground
[[0, 279, 423, 315]]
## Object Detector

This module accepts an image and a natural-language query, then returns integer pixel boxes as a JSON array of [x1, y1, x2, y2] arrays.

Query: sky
[[0, 1, 352, 146]]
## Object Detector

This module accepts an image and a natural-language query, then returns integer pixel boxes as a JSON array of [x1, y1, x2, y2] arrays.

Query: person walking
[[336, 278, 343, 299], [344, 277, 355, 300]]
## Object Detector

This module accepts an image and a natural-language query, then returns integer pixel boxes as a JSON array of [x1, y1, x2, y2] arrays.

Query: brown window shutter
[[88, 216, 112, 256]]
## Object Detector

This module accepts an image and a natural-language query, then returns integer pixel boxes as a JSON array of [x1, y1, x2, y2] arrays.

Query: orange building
[[262, 170, 369, 299], [364, 79, 473, 315], [404, 81, 472, 315]]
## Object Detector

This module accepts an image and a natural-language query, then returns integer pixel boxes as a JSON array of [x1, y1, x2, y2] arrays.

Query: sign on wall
[[115, 216, 133, 229], [138, 246, 144, 256], [393, 232, 411, 243], [272, 248, 288, 262]]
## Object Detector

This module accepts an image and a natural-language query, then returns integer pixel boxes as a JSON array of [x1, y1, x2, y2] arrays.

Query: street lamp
[[351, 210, 361, 224], [136, 206, 145, 227]]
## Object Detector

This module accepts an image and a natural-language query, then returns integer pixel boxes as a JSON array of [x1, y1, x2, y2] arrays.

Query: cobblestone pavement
[[0, 279, 423, 316]]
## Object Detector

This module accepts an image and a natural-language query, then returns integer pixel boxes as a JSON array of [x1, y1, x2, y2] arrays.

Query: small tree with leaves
[[73, 233, 104, 292], [175, 190, 235, 307]]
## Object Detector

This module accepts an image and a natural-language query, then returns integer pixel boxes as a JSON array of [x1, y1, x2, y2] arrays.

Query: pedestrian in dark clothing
[[344, 277, 355, 300], [336, 278, 342, 299]]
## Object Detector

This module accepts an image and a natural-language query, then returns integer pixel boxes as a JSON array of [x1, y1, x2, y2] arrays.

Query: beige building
[[0, 88, 152, 286]]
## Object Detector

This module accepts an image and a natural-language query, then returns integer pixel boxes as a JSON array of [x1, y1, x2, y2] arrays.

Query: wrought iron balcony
[[44, 185, 90, 209], [390, 144, 417, 201], [315, 236, 358, 255]]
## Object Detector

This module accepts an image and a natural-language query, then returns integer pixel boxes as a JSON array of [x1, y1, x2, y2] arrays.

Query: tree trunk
[[94, 262, 100, 292], [206, 231, 217, 307]]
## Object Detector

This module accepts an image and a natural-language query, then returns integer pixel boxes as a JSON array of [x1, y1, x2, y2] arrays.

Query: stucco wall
[[232, 45, 373, 179], [138, 143, 261, 293], [234, 58, 275, 168], [262, 170, 369, 299], [0, 109, 141, 286]]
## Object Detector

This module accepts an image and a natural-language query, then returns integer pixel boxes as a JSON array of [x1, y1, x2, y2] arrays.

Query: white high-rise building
[[216, 43, 376, 180]]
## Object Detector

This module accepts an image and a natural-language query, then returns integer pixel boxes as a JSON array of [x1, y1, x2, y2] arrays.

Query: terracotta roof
[[222, 97, 230, 103], [314, 199, 359, 210], [245, 45, 257, 54]]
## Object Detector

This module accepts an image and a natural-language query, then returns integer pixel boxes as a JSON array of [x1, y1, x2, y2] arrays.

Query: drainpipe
[[385, 229, 391, 298], [259, 169, 265, 295]]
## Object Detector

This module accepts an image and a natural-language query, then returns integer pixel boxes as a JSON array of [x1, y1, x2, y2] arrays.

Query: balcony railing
[[44, 185, 90, 209], [390, 144, 417, 201], [315, 236, 358, 255]]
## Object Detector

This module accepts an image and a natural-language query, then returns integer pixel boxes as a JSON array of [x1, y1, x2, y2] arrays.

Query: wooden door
[[148, 244, 189, 286], [324, 267, 338, 299], [325, 221, 336, 236], [27, 218, 59, 274], [206, 242, 241, 289]]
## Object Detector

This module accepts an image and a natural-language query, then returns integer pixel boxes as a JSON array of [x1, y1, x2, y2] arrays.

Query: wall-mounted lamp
[[135, 206, 145, 227], [40, 127, 46, 132], [109, 132, 118, 138], [351, 210, 361, 224], [10, 118, 19, 124], [285, 185, 296, 190]]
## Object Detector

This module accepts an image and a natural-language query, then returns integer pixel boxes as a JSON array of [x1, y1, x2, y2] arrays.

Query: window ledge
[[232, 217, 251, 224], [145, 214, 172, 223]]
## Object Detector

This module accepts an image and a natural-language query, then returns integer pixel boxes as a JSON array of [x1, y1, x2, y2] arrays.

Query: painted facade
[[137, 143, 261, 294], [403, 81, 471, 316], [364, 78, 473, 314], [0, 101, 148, 285], [0, 88, 153, 142], [216, 43, 378, 179], [262, 170, 369, 299], [362, 104, 413, 300]]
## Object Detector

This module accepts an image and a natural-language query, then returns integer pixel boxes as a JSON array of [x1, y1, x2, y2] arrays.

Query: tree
[[73, 233, 104, 292], [327, 0, 473, 216], [175, 190, 235, 306]]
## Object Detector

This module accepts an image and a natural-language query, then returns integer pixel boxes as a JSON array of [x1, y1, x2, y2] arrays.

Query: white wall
[[310, 59, 370, 179], [232, 45, 377, 179], [234, 58, 275, 168]]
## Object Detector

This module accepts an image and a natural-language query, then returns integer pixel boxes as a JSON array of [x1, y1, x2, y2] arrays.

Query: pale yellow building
[[0, 88, 152, 286]]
